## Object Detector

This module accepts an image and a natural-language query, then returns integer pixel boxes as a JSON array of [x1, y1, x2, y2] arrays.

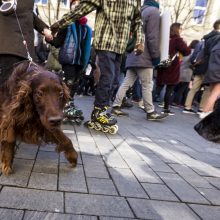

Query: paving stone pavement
[[1, 96, 220, 220]]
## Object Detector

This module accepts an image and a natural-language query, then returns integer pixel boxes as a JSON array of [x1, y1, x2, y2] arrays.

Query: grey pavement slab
[[0, 187, 64, 212], [109, 168, 148, 198], [24, 211, 97, 220], [0, 159, 34, 187], [28, 172, 58, 190], [197, 188, 220, 205], [59, 164, 87, 193], [0, 208, 23, 220], [205, 177, 220, 189], [189, 204, 220, 220], [128, 162, 163, 184], [170, 164, 214, 188], [128, 198, 200, 220], [142, 183, 179, 201], [82, 154, 109, 179], [87, 177, 118, 195], [158, 172, 210, 204], [65, 193, 134, 218], [100, 218, 139, 220], [15, 143, 39, 160]]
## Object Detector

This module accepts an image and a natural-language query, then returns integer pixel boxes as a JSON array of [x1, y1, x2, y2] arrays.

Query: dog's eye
[[59, 92, 64, 98], [36, 91, 43, 97]]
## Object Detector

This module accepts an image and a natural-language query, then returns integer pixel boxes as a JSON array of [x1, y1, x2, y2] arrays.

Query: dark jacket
[[156, 35, 191, 85], [203, 36, 220, 85], [126, 5, 160, 68], [0, 0, 48, 60]]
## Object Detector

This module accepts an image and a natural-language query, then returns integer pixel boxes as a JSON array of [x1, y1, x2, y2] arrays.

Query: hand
[[134, 43, 144, 56], [43, 28, 53, 41], [50, 22, 60, 36]]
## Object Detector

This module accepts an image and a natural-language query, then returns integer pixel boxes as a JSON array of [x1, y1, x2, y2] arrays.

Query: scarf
[[143, 0, 159, 9]]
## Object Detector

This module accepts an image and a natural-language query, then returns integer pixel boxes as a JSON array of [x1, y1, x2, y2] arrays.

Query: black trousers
[[62, 64, 83, 99], [0, 54, 24, 86], [94, 50, 122, 108], [156, 84, 176, 110]]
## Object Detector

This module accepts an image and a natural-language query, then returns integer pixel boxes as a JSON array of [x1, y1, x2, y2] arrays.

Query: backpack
[[190, 40, 209, 75], [58, 24, 78, 65]]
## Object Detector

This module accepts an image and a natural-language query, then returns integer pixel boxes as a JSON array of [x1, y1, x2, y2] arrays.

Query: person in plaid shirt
[[51, 0, 143, 132]]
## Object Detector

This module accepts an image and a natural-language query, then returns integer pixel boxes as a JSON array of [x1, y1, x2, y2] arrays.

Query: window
[[193, 0, 208, 24], [34, 0, 48, 4]]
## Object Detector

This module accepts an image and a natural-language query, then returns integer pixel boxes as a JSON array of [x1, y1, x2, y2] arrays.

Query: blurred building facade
[[35, 0, 220, 43]]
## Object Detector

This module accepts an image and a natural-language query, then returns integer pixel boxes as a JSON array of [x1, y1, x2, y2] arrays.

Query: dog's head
[[194, 99, 220, 143], [5, 61, 70, 131], [30, 70, 69, 130]]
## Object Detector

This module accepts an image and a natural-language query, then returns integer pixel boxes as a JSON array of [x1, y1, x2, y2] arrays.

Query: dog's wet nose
[[48, 116, 62, 126]]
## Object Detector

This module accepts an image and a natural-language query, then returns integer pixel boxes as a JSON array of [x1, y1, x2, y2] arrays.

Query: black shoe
[[111, 106, 129, 116], [161, 109, 175, 116], [182, 108, 196, 114], [147, 111, 167, 121], [121, 98, 133, 108]]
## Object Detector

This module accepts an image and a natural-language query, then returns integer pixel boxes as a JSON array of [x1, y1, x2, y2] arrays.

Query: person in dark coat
[[0, 0, 52, 86], [200, 19, 220, 118], [155, 22, 191, 115]]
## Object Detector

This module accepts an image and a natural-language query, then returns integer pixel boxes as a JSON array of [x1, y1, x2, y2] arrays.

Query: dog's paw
[[1, 163, 12, 176], [64, 150, 78, 168]]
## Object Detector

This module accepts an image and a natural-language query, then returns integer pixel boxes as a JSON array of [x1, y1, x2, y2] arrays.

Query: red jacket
[[156, 35, 191, 85]]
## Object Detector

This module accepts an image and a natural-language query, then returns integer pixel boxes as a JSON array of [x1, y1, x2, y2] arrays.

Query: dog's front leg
[[51, 129, 78, 167], [0, 127, 16, 175]]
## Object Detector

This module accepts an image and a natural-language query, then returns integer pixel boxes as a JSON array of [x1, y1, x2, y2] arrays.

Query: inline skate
[[84, 106, 119, 134], [63, 101, 84, 125]]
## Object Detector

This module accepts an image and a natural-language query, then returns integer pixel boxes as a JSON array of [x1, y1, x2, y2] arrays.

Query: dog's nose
[[48, 116, 62, 126]]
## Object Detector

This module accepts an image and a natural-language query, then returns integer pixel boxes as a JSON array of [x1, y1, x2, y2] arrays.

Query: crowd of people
[[0, 0, 220, 133]]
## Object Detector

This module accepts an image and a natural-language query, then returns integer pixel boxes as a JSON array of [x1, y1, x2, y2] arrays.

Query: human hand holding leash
[[43, 28, 53, 41], [134, 43, 144, 56]]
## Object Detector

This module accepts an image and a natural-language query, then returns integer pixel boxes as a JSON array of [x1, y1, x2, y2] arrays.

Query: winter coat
[[156, 35, 191, 85], [126, 5, 160, 68], [0, 0, 48, 60], [203, 40, 220, 85]]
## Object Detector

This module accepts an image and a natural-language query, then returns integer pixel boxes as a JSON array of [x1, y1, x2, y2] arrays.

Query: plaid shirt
[[58, 0, 142, 54]]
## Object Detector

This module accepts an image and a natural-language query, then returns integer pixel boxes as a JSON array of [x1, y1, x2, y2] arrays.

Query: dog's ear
[[8, 80, 33, 126], [61, 82, 70, 104]]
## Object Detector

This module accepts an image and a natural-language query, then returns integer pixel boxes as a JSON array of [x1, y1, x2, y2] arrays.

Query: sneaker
[[161, 109, 175, 116], [197, 110, 203, 114], [171, 103, 180, 109], [111, 106, 129, 116], [158, 102, 164, 108], [121, 99, 133, 108], [182, 108, 196, 114], [199, 111, 212, 119], [147, 111, 168, 121]]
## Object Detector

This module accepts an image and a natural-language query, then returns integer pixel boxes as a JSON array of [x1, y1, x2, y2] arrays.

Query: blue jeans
[[94, 50, 122, 108]]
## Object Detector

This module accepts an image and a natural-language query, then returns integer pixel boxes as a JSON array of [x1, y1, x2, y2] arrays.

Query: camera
[[0, 0, 17, 16]]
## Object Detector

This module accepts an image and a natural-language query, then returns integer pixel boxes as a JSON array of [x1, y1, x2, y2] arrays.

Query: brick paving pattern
[[0, 96, 220, 220]]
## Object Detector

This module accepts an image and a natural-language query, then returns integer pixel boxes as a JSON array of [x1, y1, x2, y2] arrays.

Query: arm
[[176, 38, 191, 57], [130, 2, 142, 46], [51, 0, 100, 32], [49, 28, 67, 48], [33, 13, 48, 34], [144, 9, 160, 59]]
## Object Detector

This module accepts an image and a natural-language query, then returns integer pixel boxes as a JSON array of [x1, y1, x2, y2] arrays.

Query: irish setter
[[0, 61, 78, 175]]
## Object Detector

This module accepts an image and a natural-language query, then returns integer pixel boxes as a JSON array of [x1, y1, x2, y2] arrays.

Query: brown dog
[[0, 61, 78, 175]]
